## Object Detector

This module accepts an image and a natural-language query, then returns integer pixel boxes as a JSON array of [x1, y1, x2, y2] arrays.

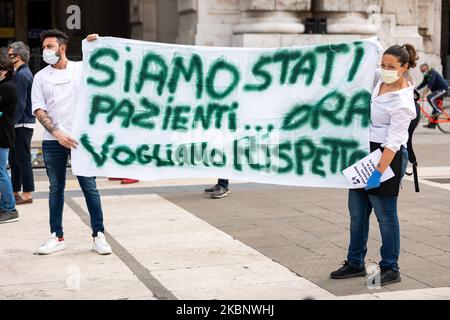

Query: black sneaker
[[369, 268, 401, 286], [204, 184, 221, 193], [423, 122, 437, 129], [211, 185, 230, 199], [0, 209, 19, 224], [330, 261, 367, 279]]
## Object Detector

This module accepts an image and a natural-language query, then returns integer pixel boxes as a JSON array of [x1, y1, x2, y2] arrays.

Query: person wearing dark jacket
[[7, 42, 35, 204], [0, 54, 19, 223], [416, 63, 449, 128]]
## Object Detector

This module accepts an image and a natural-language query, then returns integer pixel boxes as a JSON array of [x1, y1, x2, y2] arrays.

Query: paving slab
[[72, 194, 335, 300], [0, 199, 155, 300], [3, 127, 449, 300]]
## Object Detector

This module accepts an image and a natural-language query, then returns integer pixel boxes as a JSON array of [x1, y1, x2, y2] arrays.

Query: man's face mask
[[43, 48, 60, 65], [8, 54, 18, 66]]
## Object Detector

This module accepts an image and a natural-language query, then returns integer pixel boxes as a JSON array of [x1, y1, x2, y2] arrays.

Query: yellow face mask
[[380, 68, 401, 84]]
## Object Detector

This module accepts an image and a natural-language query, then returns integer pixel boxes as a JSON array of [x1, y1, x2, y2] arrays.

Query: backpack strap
[[405, 89, 421, 192], [413, 161, 420, 192]]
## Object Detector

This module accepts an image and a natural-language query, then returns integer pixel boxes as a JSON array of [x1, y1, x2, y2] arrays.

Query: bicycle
[[419, 97, 450, 133]]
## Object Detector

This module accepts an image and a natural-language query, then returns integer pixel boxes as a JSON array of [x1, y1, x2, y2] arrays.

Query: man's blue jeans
[[0, 148, 16, 212], [347, 190, 400, 271], [42, 141, 105, 237]]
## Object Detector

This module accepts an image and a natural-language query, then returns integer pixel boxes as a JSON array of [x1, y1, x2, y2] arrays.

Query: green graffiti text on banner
[[72, 37, 381, 188]]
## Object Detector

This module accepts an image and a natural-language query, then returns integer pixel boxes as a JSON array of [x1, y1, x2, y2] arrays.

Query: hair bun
[[403, 43, 418, 68]]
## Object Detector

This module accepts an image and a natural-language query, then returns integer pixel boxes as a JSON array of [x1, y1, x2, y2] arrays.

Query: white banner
[[71, 36, 381, 188]]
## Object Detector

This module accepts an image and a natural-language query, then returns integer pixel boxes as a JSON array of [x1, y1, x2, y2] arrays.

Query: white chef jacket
[[31, 61, 82, 141]]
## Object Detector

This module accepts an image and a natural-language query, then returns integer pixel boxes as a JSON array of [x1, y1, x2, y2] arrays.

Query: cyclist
[[416, 63, 448, 128]]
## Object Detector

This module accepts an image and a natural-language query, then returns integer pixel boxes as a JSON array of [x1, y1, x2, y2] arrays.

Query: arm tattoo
[[35, 110, 57, 134]]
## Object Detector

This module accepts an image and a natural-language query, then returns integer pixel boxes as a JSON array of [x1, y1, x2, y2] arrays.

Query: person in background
[[416, 63, 448, 128], [0, 54, 19, 224], [204, 178, 230, 198], [7, 41, 35, 205]]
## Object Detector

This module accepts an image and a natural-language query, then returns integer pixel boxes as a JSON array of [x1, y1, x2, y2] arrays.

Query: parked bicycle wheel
[[437, 106, 450, 133]]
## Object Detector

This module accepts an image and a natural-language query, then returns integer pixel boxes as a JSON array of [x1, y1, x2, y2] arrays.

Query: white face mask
[[381, 69, 401, 84], [43, 49, 60, 65]]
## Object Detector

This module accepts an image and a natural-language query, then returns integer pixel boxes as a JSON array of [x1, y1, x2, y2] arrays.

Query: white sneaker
[[38, 233, 66, 255], [93, 232, 112, 255]]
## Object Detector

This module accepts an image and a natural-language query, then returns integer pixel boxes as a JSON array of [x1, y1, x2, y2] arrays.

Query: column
[[314, 0, 381, 35], [232, 0, 311, 47]]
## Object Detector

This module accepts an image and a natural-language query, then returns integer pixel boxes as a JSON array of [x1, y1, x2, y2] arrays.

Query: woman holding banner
[[330, 44, 418, 286]]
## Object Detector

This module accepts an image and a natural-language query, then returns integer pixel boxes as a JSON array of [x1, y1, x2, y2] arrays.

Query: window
[[0, 0, 14, 28]]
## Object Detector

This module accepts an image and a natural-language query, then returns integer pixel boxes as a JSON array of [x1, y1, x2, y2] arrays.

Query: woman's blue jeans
[[346, 148, 407, 272], [347, 190, 400, 271], [42, 141, 105, 237], [0, 148, 16, 212]]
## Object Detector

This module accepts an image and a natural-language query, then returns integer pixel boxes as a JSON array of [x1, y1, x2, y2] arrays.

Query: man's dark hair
[[40, 29, 69, 47]]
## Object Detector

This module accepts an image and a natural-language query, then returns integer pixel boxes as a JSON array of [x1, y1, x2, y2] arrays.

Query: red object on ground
[[108, 178, 123, 181], [121, 179, 140, 185]]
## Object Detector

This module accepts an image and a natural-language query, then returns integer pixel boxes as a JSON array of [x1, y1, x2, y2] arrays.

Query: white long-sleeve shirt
[[369, 69, 417, 152]]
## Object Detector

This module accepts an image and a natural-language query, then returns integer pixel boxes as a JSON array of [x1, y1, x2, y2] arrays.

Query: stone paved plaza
[[1, 122, 450, 300]]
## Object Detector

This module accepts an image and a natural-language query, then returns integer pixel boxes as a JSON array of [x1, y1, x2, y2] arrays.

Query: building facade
[[3, 1, 448, 78], [1, 0, 448, 150], [3, 0, 130, 73], [131, 0, 449, 80]]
